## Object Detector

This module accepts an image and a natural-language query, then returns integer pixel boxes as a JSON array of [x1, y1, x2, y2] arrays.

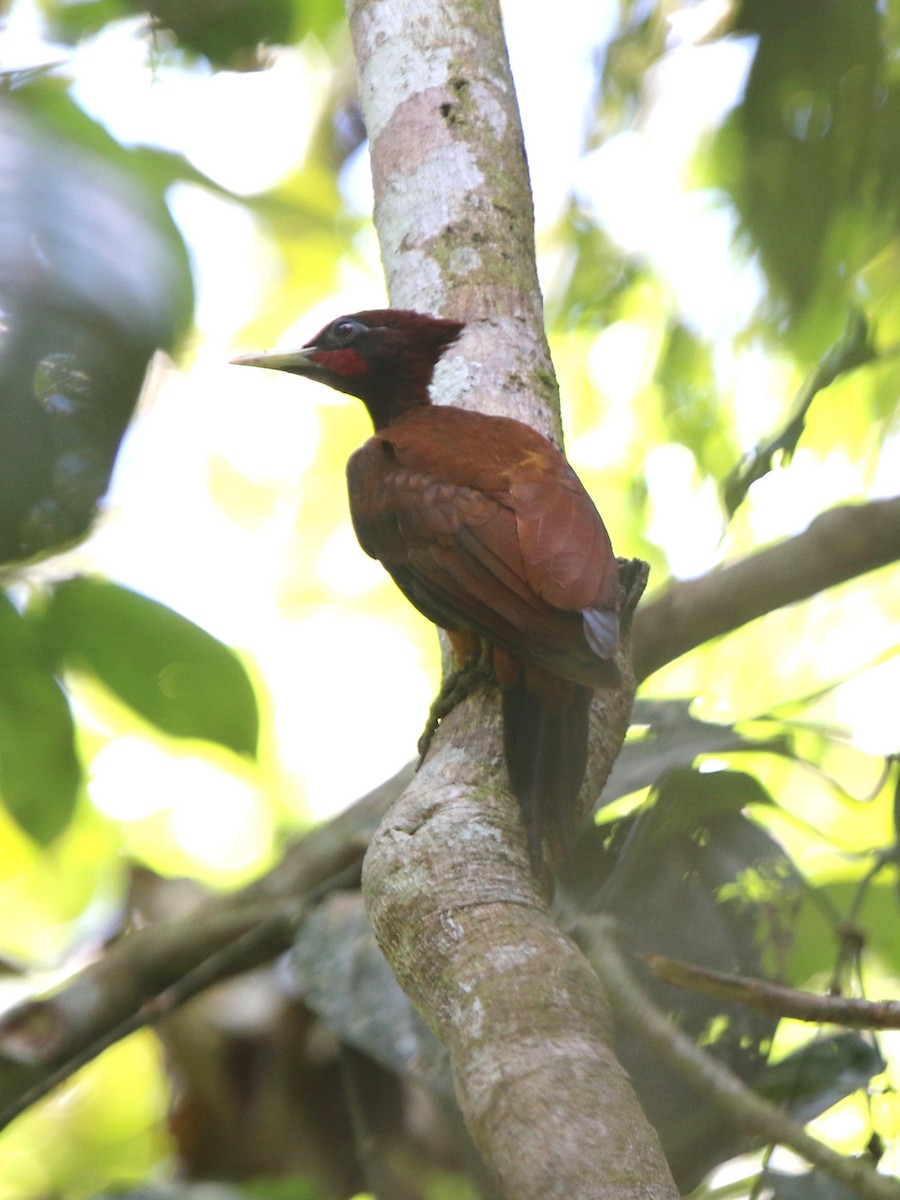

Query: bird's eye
[[332, 319, 358, 340]]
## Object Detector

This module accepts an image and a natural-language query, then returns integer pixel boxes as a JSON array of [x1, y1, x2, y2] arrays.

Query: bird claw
[[417, 639, 494, 763]]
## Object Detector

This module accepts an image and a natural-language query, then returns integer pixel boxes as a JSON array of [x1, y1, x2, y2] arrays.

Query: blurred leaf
[[788, 878, 900, 986], [83, 1181, 325, 1200], [549, 215, 640, 326], [757, 1031, 885, 1121], [655, 323, 738, 480], [717, 0, 886, 317], [892, 760, 900, 872], [594, 769, 792, 968], [243, 1182, 336, 1200], [4, 80, 192, 350], [582, 766, 801, 1188], [764, 1169, 867, 1200], [596, 699, 793, 812], [40, 0, 135, 48], [143, 0, 296, 67], [13, 78, 245, 201], [43, 0, 347, 66], [41, 579, 259, 757], [0, 592, 80, 843], [592, 0, 667, 138], [45, 0, 288, 69], [0, 84, 193, 564], [294, 0, 351, 42]]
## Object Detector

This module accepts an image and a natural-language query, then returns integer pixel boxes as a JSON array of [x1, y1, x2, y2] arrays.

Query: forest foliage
[[1, 0, 899, 1196]]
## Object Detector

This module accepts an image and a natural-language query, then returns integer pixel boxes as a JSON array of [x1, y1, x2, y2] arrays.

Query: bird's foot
[[417, 639, 494, 763]]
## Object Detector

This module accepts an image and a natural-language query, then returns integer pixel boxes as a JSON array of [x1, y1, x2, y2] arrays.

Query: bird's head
[[232, 309, 464, 429]]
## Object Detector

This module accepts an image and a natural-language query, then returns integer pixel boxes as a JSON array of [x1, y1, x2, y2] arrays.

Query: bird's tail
[[501, 671, 593, 874]]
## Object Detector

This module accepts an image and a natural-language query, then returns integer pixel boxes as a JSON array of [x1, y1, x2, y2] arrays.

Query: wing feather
[[346, 413, 619, 687]]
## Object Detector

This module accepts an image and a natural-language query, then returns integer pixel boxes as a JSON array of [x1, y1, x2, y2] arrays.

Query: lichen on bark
[[346, 0, 675, 1195]]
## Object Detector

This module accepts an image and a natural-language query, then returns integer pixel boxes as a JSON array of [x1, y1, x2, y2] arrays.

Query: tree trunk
[[345, 0, 677, 1194]]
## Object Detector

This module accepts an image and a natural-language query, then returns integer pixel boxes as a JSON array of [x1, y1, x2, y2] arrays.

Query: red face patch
[[311, 348, 370, 378]]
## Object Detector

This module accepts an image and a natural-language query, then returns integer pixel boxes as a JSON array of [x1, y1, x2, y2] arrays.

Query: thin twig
[[0, 862, 361, 1132], [723, 312, 881, 517], [0, 899, 305, 1132], [643, 954, 900, 1029], [576, 916, 900, 1200]]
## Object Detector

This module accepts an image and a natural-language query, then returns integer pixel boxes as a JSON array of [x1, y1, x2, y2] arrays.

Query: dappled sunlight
[[573, 26, 764, 340], [585, 319, 660, 411], [169, 763, 271, 872], [0, 1033, 170, 1199], [831, 655, 900, 755], [24, 0, 890, 943], [259, 609, 438, 822], [729, 345, 798, 449], [86, 358, 322, 646], [316, 521, 388, 597], [168, 186, 282, 339], [742, 449, 871, 541], [89, 738, 272, 880], [72, 28, 327, 194], [503, 0, 616, 228], [643, 442, 723, 578]]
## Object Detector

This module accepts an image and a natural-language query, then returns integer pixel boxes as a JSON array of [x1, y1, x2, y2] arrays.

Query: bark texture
[[346, 0, 676, 1194], [348, 0, 562, 441]]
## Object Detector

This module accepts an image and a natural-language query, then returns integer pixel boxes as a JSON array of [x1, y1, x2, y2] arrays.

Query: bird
[[233, 309, 621, 872]]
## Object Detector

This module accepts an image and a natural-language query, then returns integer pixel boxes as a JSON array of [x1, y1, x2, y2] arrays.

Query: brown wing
[[346, 407, 619, 688], [505, 453, 620, 657]]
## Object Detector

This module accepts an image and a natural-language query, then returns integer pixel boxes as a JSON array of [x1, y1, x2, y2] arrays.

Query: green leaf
[[764, 1168, 865, 1200], [787, 879, 900, 986], [41, 0, 347, 68], [43, 578, 259, 757], [605, 763, 776, 849], [757, 1031, 885, 1122], [0, 591, 80, 843], [144, 0, 297, 68], [44, 0, 296, 68], [6, 81, 194, 350], [713, 0, 884, 315], [0, 83, 194, 564], [598, 699, 793, 811], [585, 764, 801, 1188], [655, 322, 738, 481]]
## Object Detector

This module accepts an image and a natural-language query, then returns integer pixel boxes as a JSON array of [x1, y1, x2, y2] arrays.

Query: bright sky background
[[3, 0, 899, 883]]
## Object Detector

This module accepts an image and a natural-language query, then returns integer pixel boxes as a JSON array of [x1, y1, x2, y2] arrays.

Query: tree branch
[[633, 495, 900, 683], [0, 765, 409, 1124], [363, 688, 673, 1199], [0, 900, 304, 1131], [578, 918, 900, 1200], [644, 954, 900, 1029]]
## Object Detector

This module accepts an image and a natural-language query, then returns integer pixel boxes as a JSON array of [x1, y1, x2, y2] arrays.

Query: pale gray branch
[[633, 495, 900, 683], [645, 954, 900, 1029]]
